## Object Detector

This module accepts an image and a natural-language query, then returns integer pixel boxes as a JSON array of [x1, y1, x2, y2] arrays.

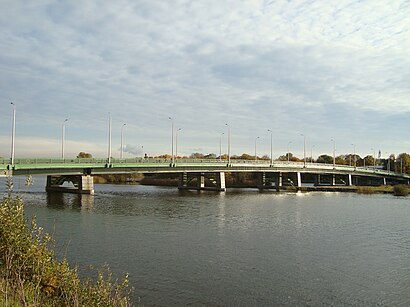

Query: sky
[[0, 0, 409, 159]]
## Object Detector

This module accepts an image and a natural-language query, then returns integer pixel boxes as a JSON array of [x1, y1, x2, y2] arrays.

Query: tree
[[156, 154, 171, 159], [277, 153, 300, 162], [397, 153, 410, 174], [316, 154, 333, 164], [204, 153, 217, 159], [236, 153, 253, 160], [335, 155, 348, 165], [345, 154, 361, 166], [77, 152, 92, 158], [363, 155, 375, 167], [189, 153, 204, 159]]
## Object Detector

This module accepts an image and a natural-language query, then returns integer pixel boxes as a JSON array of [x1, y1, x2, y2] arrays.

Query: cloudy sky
[[0, 0, 409, 159]]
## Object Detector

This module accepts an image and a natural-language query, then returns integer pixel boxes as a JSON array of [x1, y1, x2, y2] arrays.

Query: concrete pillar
[[258, 172, 266, 189], [347, 174, 352, 186], [331, 174, 336, 186], [178, 172, 188, 189], [296, 172, 302, 188], [276, 173, 282, 191], [314, 174, 321, 186], [79, 175, 94, 195], [217, 172, 226, 191], [383, 177, 387, 186], [197, 173, 205, 189]]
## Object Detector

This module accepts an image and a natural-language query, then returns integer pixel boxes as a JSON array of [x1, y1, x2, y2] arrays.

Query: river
[[1, 176, 410, 306]]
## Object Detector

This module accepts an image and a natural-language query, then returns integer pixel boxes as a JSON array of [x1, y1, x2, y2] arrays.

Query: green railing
[[1, 158, 409, 179]]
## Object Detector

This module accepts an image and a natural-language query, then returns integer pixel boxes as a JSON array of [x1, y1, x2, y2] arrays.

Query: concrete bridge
[[2, 158, 409, 195]]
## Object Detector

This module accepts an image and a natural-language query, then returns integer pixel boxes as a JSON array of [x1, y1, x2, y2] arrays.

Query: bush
[[393, 185, 409, 196], [0, 181, 130, 306]]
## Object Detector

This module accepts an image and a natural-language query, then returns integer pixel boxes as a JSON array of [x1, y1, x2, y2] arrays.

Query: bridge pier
[[198, 173, 205, 189], [178, 172, 226, 191], [276, 173, 283, 191], [314, 174, 321, 186], [296, 172, 302, 188], [46, 175, 94, 195], [217, 172, 226, 191], [347, 174, 353, 186]]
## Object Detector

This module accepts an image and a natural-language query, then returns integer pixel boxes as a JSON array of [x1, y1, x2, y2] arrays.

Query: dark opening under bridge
[[2, 158, 409, 195]]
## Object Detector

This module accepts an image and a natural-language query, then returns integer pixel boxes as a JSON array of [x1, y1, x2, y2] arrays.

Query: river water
[[2, 176, 410, 306]]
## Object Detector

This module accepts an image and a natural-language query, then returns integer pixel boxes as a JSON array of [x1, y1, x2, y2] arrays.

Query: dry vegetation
[[0, 178, 131, 306]]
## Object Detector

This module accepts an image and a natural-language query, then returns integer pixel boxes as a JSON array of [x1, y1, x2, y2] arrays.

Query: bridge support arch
[[46, 175, 94, 195]]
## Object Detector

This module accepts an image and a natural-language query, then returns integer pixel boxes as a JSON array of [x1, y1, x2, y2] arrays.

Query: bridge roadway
[[1, 158, 409, 194]]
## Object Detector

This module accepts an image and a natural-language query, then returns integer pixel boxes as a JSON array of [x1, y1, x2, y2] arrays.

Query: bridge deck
[[1, 158, 409, 180]]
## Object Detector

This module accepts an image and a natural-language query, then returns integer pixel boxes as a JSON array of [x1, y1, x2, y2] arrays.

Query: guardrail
[[1, 158, 408, 179]]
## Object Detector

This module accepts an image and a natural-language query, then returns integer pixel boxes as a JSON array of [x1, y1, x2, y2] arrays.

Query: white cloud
[[0, 0, 409, 158]]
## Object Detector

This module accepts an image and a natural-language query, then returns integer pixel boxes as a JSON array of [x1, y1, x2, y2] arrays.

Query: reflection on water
[[1, 176, 410, 306], [46, 192, 94, 209]]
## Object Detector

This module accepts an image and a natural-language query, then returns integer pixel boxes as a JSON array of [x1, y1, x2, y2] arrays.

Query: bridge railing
[[1, 158, 408, 179]]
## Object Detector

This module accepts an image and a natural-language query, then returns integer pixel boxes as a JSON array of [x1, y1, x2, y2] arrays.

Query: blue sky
[[0, 0, 409, 159]]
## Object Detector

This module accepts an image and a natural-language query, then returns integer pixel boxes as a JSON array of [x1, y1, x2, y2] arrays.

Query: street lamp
[[176, 128, 182, 162], [108, 113, 112, 164], [287, 141, 292, 163], [61, 118, 68, 159], [254, 136, 260, 161], [371, 147, 375, 171], [310, 145, 315, 163], [225, 123, 231, 165], [169, 117, 174, 165], [351, 143, 356, 169], [120, 123, 126, 159], [10, 102, 16, 165], [301, 134, 306, 167], [267, 129, 273, 166], [331, 138, 335, 168], [386, 152, 391, 173], [219, 132, 224, 162]]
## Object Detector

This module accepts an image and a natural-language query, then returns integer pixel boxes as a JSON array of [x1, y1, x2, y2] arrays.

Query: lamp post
[[331, 138, 335, 168], [351, 143, 356, 169], [371, 147, 375, 171], [176, 128, 182, 162], [287, 141, 292, 163], [10, 102, 16, 165], [219, 132, 224, 162], [225, 123, 231, 165], [61, 118, 68, 159], [386, 152, 391, 173], [254, 136, 260, 161], [267, 129, 273, 165], [310, 145, 315, 163], [108, 113, 112, 164], [169, 117, 174, 165], [301, 134, 306, 167], [120, 123, 126, 159]]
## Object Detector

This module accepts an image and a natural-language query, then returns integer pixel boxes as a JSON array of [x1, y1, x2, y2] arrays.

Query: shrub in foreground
[[393, 185, 409, 196], [0, 194, 131, 306]]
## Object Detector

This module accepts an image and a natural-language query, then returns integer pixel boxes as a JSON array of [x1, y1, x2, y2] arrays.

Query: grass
[[0, 177, 131, 306]]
